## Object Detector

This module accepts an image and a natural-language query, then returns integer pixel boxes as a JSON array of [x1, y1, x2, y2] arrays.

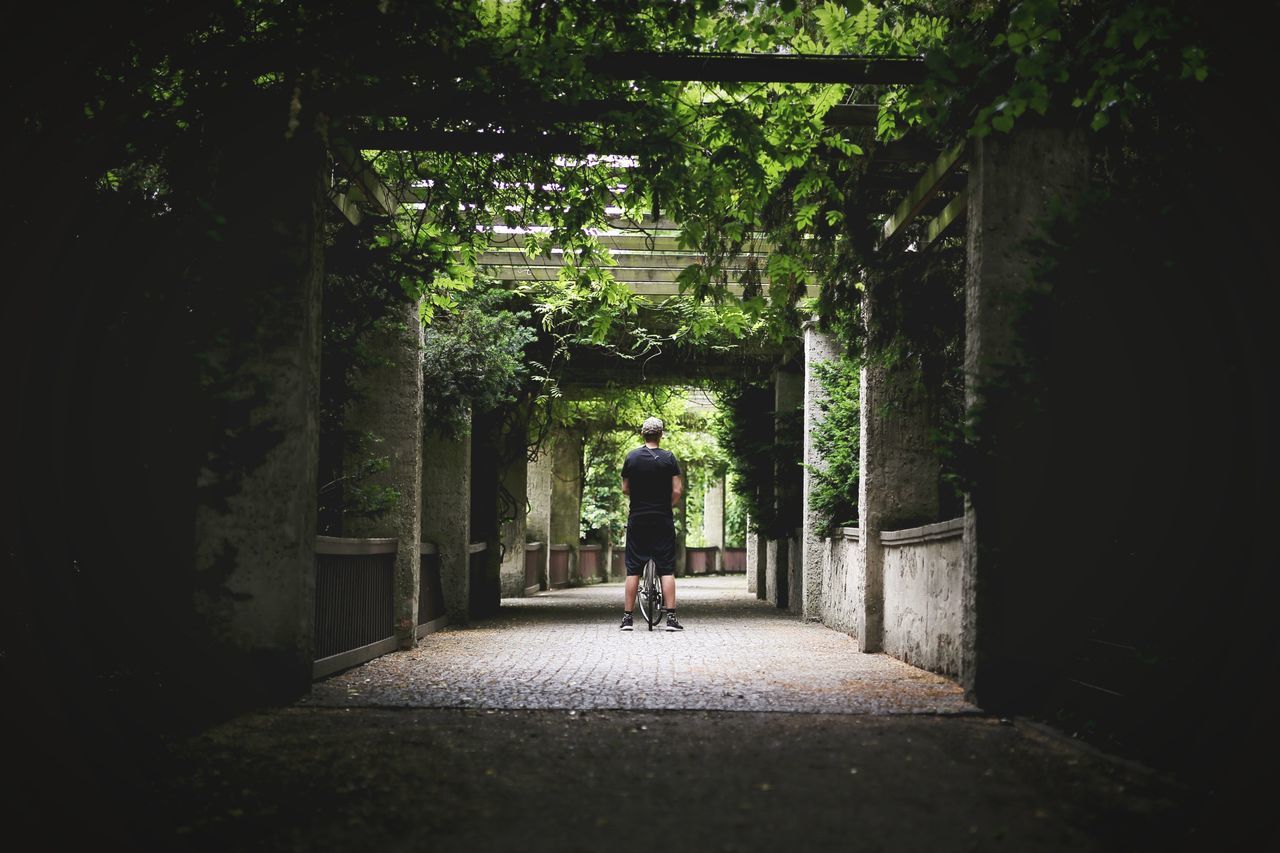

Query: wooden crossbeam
[[476, 251, 768, 271], [879, 141, 965, 247], [923, 189, 966, 248], [586, 52, 927, 84], [479, 263, 777, 286], [484, 232, 774, 253], [330, 138, 398, 216], [348, 129, 614, 155]]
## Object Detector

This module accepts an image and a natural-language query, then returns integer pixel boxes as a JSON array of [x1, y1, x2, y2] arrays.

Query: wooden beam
[[586, 52, 927, 84], [475, 250, 769, 271], [479, 263, 784, 286], [329, 138, 398, 216], [823, 103, 879, 127], [923, 190, 966, 248], [483, 232, 774, 253], [879, 141, 965, 247], [347, 129, 615, 155]]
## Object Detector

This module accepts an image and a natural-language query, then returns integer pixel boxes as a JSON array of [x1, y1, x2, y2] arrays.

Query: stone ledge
[[468, 541, 488, 554], [879, 517, 964, 546], [834, 527, 860, 541], [316, 535, 397, 556], [418, 542, 439, 556], [525, 541, 544, 551], [549, 543, 571, 552]]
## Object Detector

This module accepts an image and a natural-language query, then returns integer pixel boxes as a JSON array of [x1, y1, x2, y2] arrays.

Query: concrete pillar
[[746, 516, 760, 595], [703, 472, 726, 572], [856, 293, 941, 653], [550, 428, 583, 579], [961, 128, 1089, 707], [769, 362, 804, 611], [422, 413, 472, 625], [469, 409, 503, 619], [343, 297, 425, 648], [498, 416, 530, 599], [674, 460, 689, 576], [526, 444, 553, 589], [802, 321, 841, 620], [190, 113, 326, 704]]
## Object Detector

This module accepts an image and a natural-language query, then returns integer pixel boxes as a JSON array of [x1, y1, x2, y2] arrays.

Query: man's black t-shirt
[[621, 446, 682, 517]]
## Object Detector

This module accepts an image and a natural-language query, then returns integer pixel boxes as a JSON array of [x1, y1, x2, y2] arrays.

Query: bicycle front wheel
[[639, 559, 660, 629]]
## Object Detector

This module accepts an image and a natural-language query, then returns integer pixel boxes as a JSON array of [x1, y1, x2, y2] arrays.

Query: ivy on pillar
[[343, 297, 425, 648], [856, 284, 940, 653], [960, 127, 1089, 709], [422, 411, 472, 625], [801, 320, 840, 620], [190, 103, 327, 706]]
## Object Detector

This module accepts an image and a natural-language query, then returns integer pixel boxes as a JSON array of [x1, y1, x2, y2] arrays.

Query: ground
[[11, 578, 1260, 851]]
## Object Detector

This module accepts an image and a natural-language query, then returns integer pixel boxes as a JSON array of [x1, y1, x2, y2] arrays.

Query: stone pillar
[[746, 516, 760, 594], [768, 362, 804, 611], [856, 292, 941, 653], [802, 321, 841, 620], [343, 297, 425, 648], [549, 428, 583, 579], [498, 416, 530, 599], [674, 460, 688, 576], [961, 128, 1089, 707], [190, 111, 326, 704], [422, 413, 472, 625], [703, 472, 726, 572], [526, 444, 553, 589], [469, 409, 503, 619]]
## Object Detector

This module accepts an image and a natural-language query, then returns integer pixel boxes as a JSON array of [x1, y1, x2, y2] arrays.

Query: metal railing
[[313, 536, 397, 679], [548, 544, 570, 588], [417, 542, 448, 638], [524, 542, 544, 594]]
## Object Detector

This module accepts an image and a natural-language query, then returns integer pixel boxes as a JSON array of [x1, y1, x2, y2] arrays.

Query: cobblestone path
[[304, 576, 977, 714]]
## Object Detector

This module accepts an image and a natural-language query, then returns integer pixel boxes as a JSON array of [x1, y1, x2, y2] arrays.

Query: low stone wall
[[881, 518, 964, 677], [820, 528, 862, 637]]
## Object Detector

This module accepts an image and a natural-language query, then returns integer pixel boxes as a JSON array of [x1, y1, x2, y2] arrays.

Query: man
[[619, 416, 684, 631]]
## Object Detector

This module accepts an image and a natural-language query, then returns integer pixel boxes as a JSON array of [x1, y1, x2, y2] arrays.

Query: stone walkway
[[303, 576, 977, 715]]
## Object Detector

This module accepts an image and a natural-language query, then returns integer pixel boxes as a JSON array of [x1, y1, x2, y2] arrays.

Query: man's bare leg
[[625, 574, 640, 611], [661, 575, 676, 610]]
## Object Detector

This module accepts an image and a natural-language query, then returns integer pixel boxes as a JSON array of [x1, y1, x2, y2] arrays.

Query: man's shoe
[[664, 613, 684, 631], [619, 613, 634, 631]]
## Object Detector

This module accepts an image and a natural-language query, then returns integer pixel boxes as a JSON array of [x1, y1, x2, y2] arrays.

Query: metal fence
[[548, 544, 570, 588], [313, 536, 397, 679], [578, 544, 604, 582], [722, 547, 747, 572], [417, 542, 447, 638]]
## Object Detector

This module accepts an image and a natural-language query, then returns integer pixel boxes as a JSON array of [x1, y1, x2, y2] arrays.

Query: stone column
[[674, 460, 688, 576], [343, 297, 425, 648], [190, 110, 326, 704], [856, 292, 941, 653], [422, 412, 472, 625], [526, 444, 553, 589], [469, 409, 503, 619], [802, 320, 841, 621], [549, 428, 583, 580], [498, 414, 530, 599], [746, 516, 760, 594], [703, 472, 726, 572], [961, 128, 1089, 706], [768, 362, 804, 611]]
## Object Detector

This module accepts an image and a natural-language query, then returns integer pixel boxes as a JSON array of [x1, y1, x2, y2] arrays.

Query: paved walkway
[[304, 576, 977, 715]]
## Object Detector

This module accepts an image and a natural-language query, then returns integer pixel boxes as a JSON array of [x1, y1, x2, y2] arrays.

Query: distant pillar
[[498, 412, 530, 599], [469, 409, 503, 619], [190, 109, 326, 703], [961, 127, 1089, 706], [703, 472, 726, 572], [856, 290, 941, 653], [343, 297, 425, 647], [526, 443, 553, 589], [746, 516, 761, 595], [801, 321, 840, 620], [550, 428, 583, 579], [675, 460, 689, 576], [422, 413, 472, 625], [768, 361, 804, 611]]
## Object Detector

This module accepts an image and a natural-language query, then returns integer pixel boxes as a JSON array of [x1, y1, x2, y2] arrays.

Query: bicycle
[[636, 558, 665, 630]]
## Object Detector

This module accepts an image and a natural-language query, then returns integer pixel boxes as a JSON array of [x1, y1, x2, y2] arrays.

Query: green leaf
[[992, 114, 1015, 133]]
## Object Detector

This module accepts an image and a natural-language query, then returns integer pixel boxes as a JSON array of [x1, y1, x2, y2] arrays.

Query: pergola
[[321, 51, 967, 301]]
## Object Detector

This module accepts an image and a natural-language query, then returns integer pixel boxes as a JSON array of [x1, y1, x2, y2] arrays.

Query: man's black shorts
[[624, 514, 676, 576]]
